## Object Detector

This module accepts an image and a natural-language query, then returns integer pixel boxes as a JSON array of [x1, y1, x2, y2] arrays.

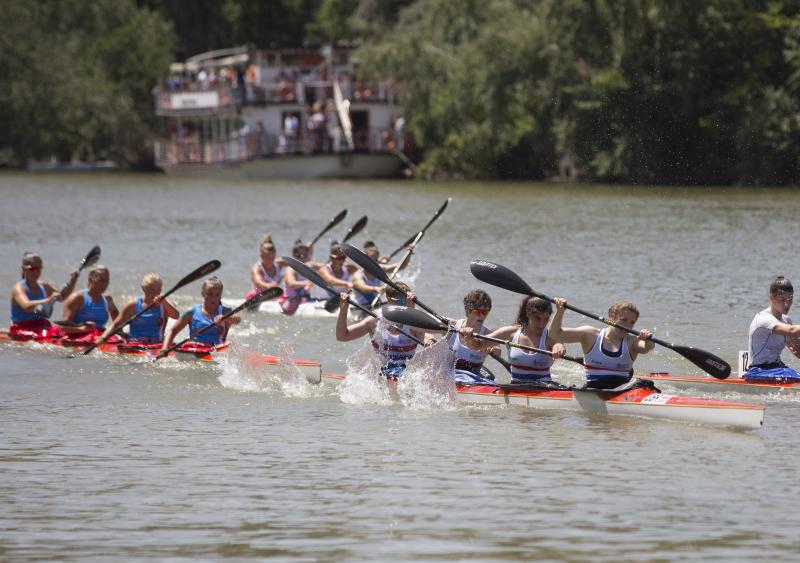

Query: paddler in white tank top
[[335, 281, 434, 378], [549, 298, 654, 389], [745, 276, 800, 383], [319, 244, 354, 293], [247, 234, 286, 299], [445, 289, 500, 382], [461, 296, 566, 383]]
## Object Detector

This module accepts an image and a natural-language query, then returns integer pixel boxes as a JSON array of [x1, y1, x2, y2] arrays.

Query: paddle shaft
[[310, 209, 347, 246], [59, 245, 101, 296], [386, 198, 450, 259], [81, 260, 221, 356]]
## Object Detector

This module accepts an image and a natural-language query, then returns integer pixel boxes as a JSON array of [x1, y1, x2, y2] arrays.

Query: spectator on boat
[[161, 277, 239, 351], [9, 252, 79, 339], [280, 240, 316, 315], [548, 298, 653, 389], [393, 116, 406, 153], [325, 99, 342, 153], [247, 235, 284, 300], [319, 244, 353, 293], [60, 265, 119, 342], [463, 295, 565, 384], [336, 282, 433, 378], [744, 276, 800, 383], [98, 273, 179, 344], [284, 113, 300, 152], [307, 101, 326, 153]]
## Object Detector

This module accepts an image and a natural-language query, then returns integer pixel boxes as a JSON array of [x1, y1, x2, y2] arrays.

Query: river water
[[2, 172, 799, 561]]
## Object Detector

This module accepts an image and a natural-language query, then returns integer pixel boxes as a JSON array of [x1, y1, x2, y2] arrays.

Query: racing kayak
[[0, 330, 322, 381], [638, 372, 800, 396], [320, 373, 764, 429]]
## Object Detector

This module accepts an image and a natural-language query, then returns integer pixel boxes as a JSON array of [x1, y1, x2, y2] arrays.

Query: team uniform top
[[508, 327, 553, 382], [10, 280, 47, 323], [748, 307, 792, 368]]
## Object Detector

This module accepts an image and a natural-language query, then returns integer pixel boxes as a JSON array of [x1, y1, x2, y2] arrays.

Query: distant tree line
[[2, 0, 799, 185]]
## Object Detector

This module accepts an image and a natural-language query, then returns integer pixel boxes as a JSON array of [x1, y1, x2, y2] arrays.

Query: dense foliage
[[2, 0, 799, 184]]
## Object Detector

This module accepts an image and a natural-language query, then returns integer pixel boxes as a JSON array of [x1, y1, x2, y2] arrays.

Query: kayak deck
[[639, 372, 800, 396]]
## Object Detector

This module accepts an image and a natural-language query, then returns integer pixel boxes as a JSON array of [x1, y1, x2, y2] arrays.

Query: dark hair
[[292, 239, 309, 259], [386, 281, 410, 300], [515, 296, 552, 326], [463, 289, 492, 313], [770, 276, 794, 295]]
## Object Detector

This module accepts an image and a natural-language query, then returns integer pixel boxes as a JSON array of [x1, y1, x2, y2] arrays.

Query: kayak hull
[[321, 373, 764, 429]]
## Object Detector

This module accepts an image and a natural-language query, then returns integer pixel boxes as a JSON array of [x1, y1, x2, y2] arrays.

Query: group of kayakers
[[8, 243, 800, 387]]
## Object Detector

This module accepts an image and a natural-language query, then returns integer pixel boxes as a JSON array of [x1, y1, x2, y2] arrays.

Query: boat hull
[[639, 373, 800, 396], [320, 373, 764, 429]]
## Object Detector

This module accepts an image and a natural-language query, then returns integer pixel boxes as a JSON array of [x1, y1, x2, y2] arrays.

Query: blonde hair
[[88, 265, 109, 281], [608, 300, 639, 321], [22, 252, 42, 267], [259, 233, 274, 247], [141, 272, 162, 289]]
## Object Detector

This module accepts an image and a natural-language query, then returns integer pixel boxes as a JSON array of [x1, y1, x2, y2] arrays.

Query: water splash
[[397, 338, 458, 410], [337, 339, 394, 405], [218, 342, 321, 398]]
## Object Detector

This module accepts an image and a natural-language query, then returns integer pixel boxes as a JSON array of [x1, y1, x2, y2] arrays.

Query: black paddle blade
[[81, 246, 102, 270], [342, 215, 368, 244], [324, 295, 341, 312], [282, 256, 337, 296], [250, 286, 283, 306], [381, 306, 446, 331], [178, 259, 221, 287], [670, 344, 732, 379], [34, 302, 54, 319], [343, 243, 391, 284], [470, 260, 533, 295]]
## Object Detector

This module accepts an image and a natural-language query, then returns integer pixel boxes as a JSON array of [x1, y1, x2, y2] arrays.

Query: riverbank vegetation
[[2, 0, 799, 185]]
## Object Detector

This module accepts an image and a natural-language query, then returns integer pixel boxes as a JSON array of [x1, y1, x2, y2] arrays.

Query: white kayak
[[222, 297, 365, 321], [320, 373, 764, 430], [639, 372, 800, 396]]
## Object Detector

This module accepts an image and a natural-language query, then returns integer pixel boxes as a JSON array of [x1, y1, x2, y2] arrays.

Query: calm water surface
[[2, 172, 800, 561]]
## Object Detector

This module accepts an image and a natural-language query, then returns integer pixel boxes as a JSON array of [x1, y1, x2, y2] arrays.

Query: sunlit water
[[2, 172, 800, 561]]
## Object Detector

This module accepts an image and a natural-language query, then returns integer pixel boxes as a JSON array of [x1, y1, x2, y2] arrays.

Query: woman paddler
[[744, 276, 800, 383], [459, 295, 566, 384], [444, 289, 500, 382], [548, 298, 654, 389], [247, 234, 284, 299], [280, 240, 316, 315], [160, 276, 240, 353], [318, 243, 353, 293], [98, 273, 179, 345], [9, 252, 79, 339], [60, 265, 119, 342], [336, 281, 432, 379], [350, 240, 413, 308]]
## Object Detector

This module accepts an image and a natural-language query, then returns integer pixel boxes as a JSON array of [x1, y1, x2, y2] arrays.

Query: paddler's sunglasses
[[330, 254, 345, 260], [471, 308, 490, 316], [387, 295, 407, 305], [25, 265, 42, 273]]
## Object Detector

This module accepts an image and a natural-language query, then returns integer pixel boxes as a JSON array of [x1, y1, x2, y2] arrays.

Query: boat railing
[[155, 85, 243, 113]]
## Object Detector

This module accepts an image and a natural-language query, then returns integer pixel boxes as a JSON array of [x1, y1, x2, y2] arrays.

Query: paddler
[[445, 289, 500, 382], [350, 240, 413, 308], [160, 276, 240, 352], [336, 281, 433, 378], [247, 235, 285, 299], [60, 265, 119, 341], [548, 298, 654, 389], [97, 273, 179, 343], [460, 294, 566, 384], [9, 252, 79, 338], [318, 243, 353, 293], [744, 276, 800, 383], [280, 239, 317, 314]]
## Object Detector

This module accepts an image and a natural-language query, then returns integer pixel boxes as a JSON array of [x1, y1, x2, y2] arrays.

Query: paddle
[[381, 305, 628, 374], [469, 260, 732, 379], [154, 286, 282, 361], [310, 209, 348, 246], [369, 231, 422, 308], [282, 256, 425, 346], [79, 259, 221, 356], [386, 198, 450, 260], [35, 245, 102, 318], [342, 215, 368, 244], [343, 243, 511, 373]]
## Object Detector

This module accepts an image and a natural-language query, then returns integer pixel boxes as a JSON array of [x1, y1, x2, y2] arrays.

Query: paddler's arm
[[770, 322, 800, 359], [161, 312, 191, 351], [379, 246, 414, 272], [60, 292, 94, 334], [11, 282, 59, 311], [98, 299, 136, 342], [319, 266, 353, 290], [59, 270, 81, 300], [549, 297, 597, 352], [157, 296, 180, 319], [106, 296, 119, 323], [251, 263, 278, 291], [284, 267, 312, 292], [351, 270, 379, 294], [335, 292, 374, 341], [631, 329, 655, 356]]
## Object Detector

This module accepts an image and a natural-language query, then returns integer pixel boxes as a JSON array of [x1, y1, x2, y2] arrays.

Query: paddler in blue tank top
[[459, 295, 566, 384], [336, 281, 434, 378], [160, 276, 240, 352], [350, 240, 413, 308], [98, 273, 179, 344], [9, 252, 80, 338], [549, 298, 654, 389], [60, 265, 119, 341], [744, 276, 800, 383]]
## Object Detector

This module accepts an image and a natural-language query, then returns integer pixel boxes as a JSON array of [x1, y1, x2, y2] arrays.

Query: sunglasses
[[471, 308, 490, 316], [388, 295, 407, 305], [330, 255, 345, 260], [25, 265, 42, 273]]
